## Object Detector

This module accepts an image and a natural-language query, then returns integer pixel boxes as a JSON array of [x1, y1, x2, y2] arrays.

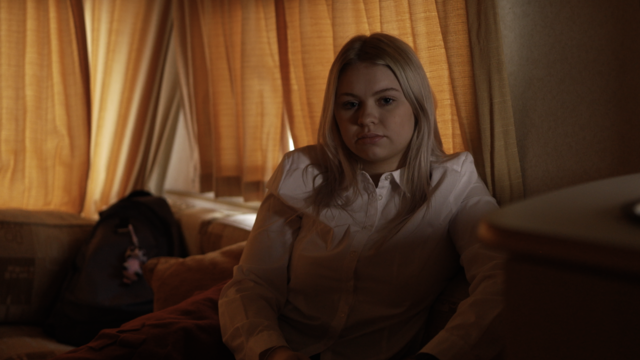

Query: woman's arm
[[421, 153, 505, 360], [219, 193, 302, 360]]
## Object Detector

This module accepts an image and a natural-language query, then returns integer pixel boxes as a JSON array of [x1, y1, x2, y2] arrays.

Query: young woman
[[219, 33, 504, 360]]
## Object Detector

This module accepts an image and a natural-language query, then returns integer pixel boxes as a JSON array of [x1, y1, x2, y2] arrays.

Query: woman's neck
[[368, 173, 382, 187]]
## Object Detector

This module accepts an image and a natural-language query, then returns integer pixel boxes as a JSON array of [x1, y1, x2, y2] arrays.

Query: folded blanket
[[52, 279, 234, 360]]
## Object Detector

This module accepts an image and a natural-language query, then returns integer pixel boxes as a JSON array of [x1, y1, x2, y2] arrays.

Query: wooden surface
[[478, 173, 640, 360], [480, 172, 640, 273]]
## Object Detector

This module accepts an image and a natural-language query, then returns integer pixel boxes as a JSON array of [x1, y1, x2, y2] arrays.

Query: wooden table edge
[[478, 220, 640, 276]]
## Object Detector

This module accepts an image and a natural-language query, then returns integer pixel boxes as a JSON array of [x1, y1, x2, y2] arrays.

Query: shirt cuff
[[246, 331, 289, 360]]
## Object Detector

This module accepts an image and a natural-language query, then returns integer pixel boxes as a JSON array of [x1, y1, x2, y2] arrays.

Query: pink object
[[122, 225, 148, 284]]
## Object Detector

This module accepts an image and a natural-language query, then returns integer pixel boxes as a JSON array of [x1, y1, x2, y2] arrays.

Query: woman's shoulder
[[429, 151, 493, 207], [431, 151, 477, 175], [429, 151, 483, 193], [266, 145, 324, 210], [280, 144, 324, 169]]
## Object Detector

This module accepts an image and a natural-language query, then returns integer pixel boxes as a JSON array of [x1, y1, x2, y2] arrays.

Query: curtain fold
[[81, 0, 175, 218], [144, 32, 184, 196], [434, 0, 483, 172], [174, 0, 284, 202], [173, 0, 211, 193], [275, 0, 334, 148], [466, 0, 524, 204], [0, 0, 90, 213]]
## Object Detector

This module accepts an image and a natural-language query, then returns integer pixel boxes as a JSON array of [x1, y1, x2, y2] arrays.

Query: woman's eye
[[342, 101, 358, 109], [380, 97, 394, 105]]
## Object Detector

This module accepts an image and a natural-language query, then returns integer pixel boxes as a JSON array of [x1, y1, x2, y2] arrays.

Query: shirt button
[[385, 174, 391, 181], [377, 194, 383, 201]]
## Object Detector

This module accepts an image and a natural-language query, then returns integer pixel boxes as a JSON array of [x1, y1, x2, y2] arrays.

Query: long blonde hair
[[311, 33, 445, 224]]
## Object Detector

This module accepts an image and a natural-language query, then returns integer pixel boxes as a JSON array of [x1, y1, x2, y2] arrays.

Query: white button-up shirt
[[219, 146, 504, 360]]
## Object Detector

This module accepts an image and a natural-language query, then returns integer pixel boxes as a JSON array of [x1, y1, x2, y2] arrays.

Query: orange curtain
[[174, 0, 285, 201], [275, 1, 334, 149], [143, 32, 185, 196], [0, 0, 90, 213], [81, 0, 175, 218], [0, 0, 522, 214], [467, 0, 523, 204]]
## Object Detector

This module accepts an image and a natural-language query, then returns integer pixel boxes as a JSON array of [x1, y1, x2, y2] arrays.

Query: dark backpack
[[44, 190, 187, 346]]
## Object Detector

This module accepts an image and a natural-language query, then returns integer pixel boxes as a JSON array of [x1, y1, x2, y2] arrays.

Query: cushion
[[200, 214, 255, 253], [172, 207, 255, 255], [0, 209, 95, 324], [51, 280, 234, 360], [172, 207, 233, 255], [143, 241, 245, 312]]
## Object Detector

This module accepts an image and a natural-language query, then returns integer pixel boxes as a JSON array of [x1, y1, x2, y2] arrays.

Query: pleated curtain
[[0, 0, 523, 216], [81, 0, 178, 218], [173, 0, 286, 202], [467, 0, 523, 204], [0, 0, 90, 213]]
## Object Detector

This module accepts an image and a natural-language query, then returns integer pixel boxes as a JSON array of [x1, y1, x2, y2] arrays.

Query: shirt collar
[[359, 168, 408, 194], [390, 168, 408, 193]]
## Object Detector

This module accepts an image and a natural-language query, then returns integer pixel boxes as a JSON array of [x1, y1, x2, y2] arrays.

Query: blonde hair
[[311, 33, 446, 224]]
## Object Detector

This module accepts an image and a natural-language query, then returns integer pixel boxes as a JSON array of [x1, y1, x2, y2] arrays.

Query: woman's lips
[[356, 133, 384, 144]]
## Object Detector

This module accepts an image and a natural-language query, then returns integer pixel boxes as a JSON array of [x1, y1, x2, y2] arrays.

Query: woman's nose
[[357, 104, 377, 126]]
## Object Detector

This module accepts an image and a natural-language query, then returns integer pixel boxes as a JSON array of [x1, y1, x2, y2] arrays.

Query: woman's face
[[334, 62, 415, 176]]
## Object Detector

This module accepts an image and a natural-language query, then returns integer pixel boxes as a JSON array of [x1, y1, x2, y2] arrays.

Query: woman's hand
[[264, 346, 311, 360]]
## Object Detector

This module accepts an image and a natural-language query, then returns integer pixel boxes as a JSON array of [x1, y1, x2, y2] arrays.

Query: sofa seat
[[0, 325, 74, 360], [0, 201, 257, 360], [0, 209, 95, 360]]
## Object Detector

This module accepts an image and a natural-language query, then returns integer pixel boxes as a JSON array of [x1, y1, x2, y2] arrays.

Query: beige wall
[[497, 0, 640, 197]]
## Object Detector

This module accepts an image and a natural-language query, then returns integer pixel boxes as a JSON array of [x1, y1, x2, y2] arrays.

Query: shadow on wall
[[497, 0, 640, 197]]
